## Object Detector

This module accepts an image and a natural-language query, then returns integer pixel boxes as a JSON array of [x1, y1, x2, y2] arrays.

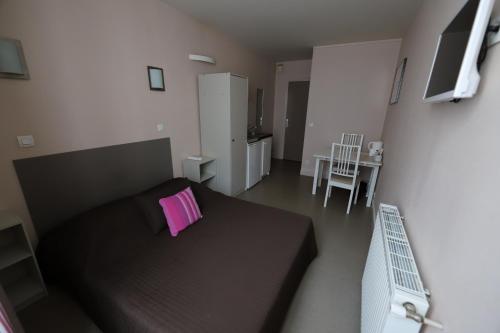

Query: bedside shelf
[[0, 211, 47, 311], [183, 156, 217, 188], [200, 171, 216, 182], [6, 274, 45, 310], [0, 245, 32, 271]]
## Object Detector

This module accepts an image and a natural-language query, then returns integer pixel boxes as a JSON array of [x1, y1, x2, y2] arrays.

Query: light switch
[[17, 135, 34, 147], [156, 123, 164, 132]]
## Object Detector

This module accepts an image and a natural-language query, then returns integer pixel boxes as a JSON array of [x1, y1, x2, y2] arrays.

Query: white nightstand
[[182, 156, 217, 188], [0, 211, 47, 310]]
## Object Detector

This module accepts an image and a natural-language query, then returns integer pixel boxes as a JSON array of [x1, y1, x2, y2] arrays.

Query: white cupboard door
[[261, 137, 272, 176], [247, 143, 262, 189], [229, 75, 248, 195]]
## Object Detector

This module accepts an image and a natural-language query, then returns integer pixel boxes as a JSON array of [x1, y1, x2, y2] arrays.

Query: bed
[[14, 138, 317, 333]]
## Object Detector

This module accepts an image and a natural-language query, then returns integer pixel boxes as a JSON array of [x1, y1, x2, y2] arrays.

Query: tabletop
[[313, 150, 382, 167]]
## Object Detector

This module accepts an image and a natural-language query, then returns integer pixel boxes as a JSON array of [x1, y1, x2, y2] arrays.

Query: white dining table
[[311, 150, 382, 207]]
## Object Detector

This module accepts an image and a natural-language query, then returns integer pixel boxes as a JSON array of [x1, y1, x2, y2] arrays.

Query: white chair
[[341, 133, 364, 148], [332, 133, 363, 174], [323, 143, 362, 214]]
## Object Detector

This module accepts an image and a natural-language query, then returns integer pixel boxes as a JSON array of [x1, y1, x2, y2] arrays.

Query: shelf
[[0, 245, 31, 270], [0, 213, 46, 310], [185, 156, 215, 165], [5, 275, 45, 310], [200, 171, 216, 182], [183, 156, 217, 186], [0, 211, 22, 230]]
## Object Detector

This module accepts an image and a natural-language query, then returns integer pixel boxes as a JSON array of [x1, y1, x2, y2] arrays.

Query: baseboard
[[300, 166, 315, 177]]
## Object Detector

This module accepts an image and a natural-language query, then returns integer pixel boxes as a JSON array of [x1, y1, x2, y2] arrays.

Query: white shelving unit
[[182, 156, 217, 189], [0, 211, 46, 310]]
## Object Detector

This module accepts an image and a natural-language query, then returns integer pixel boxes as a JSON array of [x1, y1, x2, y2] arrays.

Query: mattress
[[37, 183, 317, 333]]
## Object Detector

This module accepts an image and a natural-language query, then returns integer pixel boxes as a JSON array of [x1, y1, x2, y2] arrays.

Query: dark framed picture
[[389, 58, 407, 105], [147, 66, 165, 91]]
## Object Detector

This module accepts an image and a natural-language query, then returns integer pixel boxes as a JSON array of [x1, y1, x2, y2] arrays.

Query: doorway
[[284, 81, 310, 162]]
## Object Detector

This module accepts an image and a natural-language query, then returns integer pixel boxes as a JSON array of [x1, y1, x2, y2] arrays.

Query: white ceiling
[[162, 0, 423, 60]]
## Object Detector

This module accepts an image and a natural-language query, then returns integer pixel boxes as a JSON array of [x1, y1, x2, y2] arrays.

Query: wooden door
[[284, 81, 309, 161]]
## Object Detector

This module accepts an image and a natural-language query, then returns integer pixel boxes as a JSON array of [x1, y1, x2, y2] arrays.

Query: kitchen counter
[[247, 133, 272, 143]]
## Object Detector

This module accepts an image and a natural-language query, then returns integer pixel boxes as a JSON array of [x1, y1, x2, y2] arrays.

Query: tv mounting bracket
[[487, 17, 500, 47]]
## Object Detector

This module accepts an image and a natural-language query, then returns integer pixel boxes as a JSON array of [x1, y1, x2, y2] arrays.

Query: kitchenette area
[[188, 73, 272, 196]]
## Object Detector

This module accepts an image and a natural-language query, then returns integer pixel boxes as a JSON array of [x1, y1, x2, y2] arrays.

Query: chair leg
[[354, 183, 360, 205], [346, 189, 354, 214], [324, 184, 330, 207], [328, 186, 332, 198]]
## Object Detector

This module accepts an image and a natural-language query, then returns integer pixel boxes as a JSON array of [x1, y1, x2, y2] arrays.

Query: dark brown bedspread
[[37, 183, 317, 333]]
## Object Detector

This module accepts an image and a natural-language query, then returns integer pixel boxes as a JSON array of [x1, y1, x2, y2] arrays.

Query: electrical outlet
[[156, 123, 164, 132]]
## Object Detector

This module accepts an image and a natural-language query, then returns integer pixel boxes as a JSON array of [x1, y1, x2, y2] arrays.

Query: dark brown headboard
[[14, 138, 173, 238]]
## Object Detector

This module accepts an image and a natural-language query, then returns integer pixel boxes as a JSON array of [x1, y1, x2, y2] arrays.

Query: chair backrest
[[328, 143, 361, 178], [341, 133, 364, 147]]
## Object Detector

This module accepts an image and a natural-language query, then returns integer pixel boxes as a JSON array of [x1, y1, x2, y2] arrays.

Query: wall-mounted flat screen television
[[423, 0, 495, 103]]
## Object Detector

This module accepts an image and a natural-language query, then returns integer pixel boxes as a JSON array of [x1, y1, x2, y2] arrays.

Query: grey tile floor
[[19, 159, 372, 333], [238, 159, 373, 333]]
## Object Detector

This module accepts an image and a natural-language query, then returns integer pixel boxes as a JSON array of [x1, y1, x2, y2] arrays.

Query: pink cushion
[[159, 187, 202, 236]]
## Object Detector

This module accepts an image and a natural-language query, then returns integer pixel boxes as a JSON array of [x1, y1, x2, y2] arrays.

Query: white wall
[[272, 60, 312, 159], [300, 40, 401, 176], [377, 1, 500, 333]]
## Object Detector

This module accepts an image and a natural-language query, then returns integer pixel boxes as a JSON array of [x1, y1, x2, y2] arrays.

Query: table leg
[[312, 158, 320, 195], [366, 166, 379, 207], [318, 160, 324, 187], [365, 177, 371, 197]]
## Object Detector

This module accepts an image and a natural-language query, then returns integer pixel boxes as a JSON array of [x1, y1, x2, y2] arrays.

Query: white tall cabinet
[[198, 73, 248, 196]]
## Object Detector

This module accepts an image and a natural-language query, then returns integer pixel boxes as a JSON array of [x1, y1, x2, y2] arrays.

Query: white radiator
[[361, 204, 441, 333]]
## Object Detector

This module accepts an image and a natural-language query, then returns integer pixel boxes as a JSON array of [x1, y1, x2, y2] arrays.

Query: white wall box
[[199, 73, 248, 196], [0, 211, 46, 310]]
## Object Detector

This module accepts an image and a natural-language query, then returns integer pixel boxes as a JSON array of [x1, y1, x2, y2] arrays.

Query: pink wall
[[272, 60, 312, 159], [300, 40, 401, 176], [0, 0, 275, 242], [377, 1, 500, 332]]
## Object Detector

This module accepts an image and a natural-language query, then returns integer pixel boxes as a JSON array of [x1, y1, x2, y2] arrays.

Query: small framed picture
[[147, 66, 165, 91], [389, 58, 407, 105], [0, 37, 30, 79]]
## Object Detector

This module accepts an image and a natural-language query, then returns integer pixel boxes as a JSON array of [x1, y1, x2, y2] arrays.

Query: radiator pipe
[[390, 303, 444, 330]]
